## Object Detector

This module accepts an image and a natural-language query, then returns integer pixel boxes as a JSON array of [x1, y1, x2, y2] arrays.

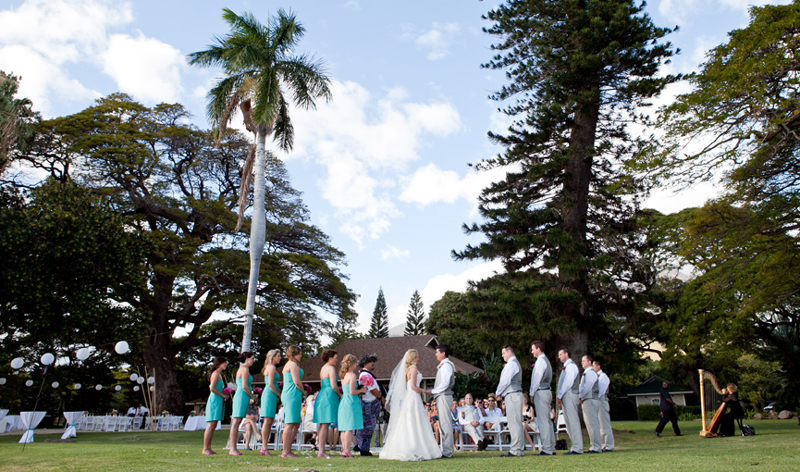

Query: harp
[[699, 369, 726, 437]]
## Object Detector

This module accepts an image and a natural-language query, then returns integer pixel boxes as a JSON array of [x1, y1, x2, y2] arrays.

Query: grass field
[[1, 419, 798, 471]]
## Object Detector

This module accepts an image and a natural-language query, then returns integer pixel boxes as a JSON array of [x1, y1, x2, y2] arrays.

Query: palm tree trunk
[[242, 127, 269, 352]]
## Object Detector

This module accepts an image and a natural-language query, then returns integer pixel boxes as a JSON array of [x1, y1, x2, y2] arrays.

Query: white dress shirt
[[126, 407, 137, 416], [597, 370, 610, 397], [557, 359, 579, 400], [579, 367, 598, 400], [136, 406, 149, 416], [529, 353, 549, 396], [431, 361, 454, 395], [495, 356, 520, 396]]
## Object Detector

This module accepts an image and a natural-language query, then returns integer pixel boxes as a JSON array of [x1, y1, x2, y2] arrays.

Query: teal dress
[[206, 379, 224, 422], [313, 374, 340, 424], [337, 383, 363, 432], [260, 372, 281, 419], [232, 374, 252, 418], [281, 367, 304, 424]]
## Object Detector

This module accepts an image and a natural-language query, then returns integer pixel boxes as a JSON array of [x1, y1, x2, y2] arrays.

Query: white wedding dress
[[380, 371, 443, 461]]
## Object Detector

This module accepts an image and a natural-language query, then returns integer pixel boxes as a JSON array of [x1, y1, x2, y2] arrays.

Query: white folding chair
[[556, 410, 567, 434], [483, 416, 504, 450], [93, 416, 107, 431], [118, 417, 134, 432]]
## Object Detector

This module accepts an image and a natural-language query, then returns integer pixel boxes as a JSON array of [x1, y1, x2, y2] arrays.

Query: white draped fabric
[[183, 416, 220, 431], [0, 409, 8, 422], [62, 412, 84, 439], [3, 415, 24, 432], [19, 411, 46, 443]]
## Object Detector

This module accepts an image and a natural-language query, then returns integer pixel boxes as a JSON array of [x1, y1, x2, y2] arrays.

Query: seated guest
[[243, 398, 261, 450], [719, 384, 744, 437], [127, 406, 137, 417], [430, 402, 441, 443], [522, 395, 539, 451], [303, 394, 318, 446], [476, 399, 488, 417], [483, 398, 503, 431], [451, 400, 462, 437], [459, 394, 487, 450]]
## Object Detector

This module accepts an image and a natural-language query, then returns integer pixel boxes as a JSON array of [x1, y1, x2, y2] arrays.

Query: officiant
[[356, 354, 385, 456]]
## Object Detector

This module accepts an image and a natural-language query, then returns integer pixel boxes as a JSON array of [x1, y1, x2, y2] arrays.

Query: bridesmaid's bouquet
[[253, 387, 263, 395], [222, 387, 234, 396]]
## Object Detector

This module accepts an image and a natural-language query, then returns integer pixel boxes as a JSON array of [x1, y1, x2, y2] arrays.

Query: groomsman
[[529, 340, 555, 455], [578, 355, 602, 453], [496, 345, 524, 457], [556, 349, 582, 454], [593, 360, 614, 452]]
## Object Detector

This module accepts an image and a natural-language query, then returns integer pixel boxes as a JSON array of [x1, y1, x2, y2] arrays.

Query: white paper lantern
[[25, 380, 34, 387], [76, 347, 90, 361], [95, 384, 103, 391], [10, 357, 24, 370], [149, 386, 154, 392], [147, 376, 155, 385], [0, 378, 6, 385], [51, 381, 59, 388], [136, 377, 145, 384], [41, 353, 55, 366], [74, 383, 82, 390], [133, 386, 140, 392], [114, 341, 129, 355], [227, 382, 236, 390], [115, 385, 122, 392], [130, 373, 139, 382]]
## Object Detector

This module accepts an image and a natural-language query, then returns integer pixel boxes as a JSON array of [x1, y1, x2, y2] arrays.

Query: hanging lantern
[[95, 384, 102, 391], [129, 373, 138, 382], [0, 378, 6, 385], [76, 348, 90, 361], [40, 353, 55, 366], [137, 377, 145, 384], [133, 386, 140, 392], [74, 383, 82, 390], [25, 380, 34, 387], [149, 386, 155, 392], [147, 376, 155, 385], [52, 382, 59, 388], [114, 341, 130, 355], [10, 357, 24, 370], [115, 385, 122, 392]]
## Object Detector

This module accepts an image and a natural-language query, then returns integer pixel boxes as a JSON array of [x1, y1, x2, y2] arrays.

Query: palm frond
[[235, 143, 257, 232], [250, 71, 282, 129], [272, 94, 294, 152], [270, 9, 305, 57], [277, 56, 332, 109]]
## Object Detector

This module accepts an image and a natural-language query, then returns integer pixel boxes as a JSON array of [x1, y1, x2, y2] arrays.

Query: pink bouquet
[[222, 387, 234, 395], [253, 387, 263, 395], [303, 384, 312, 391]]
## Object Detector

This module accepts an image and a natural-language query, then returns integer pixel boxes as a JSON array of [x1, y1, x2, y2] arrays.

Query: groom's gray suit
[[432, 357, 455, 457]]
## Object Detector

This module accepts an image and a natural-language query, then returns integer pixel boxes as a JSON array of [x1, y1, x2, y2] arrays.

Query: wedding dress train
[[380, 371, 443, 461]]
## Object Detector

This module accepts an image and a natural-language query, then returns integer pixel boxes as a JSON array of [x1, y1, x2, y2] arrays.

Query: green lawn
[[0, 419, 798, 471]]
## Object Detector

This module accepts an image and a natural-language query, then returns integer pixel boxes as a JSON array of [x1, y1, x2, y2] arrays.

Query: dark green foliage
[[0, 71, 37, 173], [11, 94, 355, 413], [636, 404, 701, 421], [453, 371, 492, 400], [369, 287, 388, 338], [404, 290, 426, 336], [327, 303, 362, 348], [453, 0, 679, 363]]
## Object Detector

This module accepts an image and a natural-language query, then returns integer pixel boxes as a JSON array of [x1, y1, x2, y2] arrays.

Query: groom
[[424, 344, 455, 458]]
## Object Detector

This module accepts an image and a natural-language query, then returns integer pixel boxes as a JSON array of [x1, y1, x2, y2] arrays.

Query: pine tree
[[369, 287, 389, 338], [404, 290, 426, 336], [454, 0, 678, 359]]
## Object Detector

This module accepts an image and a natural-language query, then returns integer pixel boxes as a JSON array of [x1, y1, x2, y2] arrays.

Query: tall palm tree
[[189, 9, 331, 352]]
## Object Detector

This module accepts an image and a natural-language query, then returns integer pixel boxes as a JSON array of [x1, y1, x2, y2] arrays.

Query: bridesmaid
[[259, 349, 282, 456], [313, 349, 341, 458], [280, 345, 304, 458], [202, 356, 229, 455], [229, 351, 255, 456], [337, 354, 367, 458]]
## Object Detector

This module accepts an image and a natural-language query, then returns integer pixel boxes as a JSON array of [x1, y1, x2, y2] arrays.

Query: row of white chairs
[[73, 415, 183, 432], [456, 416, 543, 452], [232, 419, 318, 452]]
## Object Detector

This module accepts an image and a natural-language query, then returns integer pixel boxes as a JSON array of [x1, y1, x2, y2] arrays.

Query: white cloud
[[381, 245, 410, 260], [0, 0, 185, 114], [101, 32, 185, 104], [399, 162, 507, 211], [413, 22, 461, 61], [287, 80, 462, 245], [419, 260, 505, 312], [658, 0, 791, 24]]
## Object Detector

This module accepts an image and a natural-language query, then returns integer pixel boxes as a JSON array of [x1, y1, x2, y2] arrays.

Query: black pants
[[655, 409, 680, 435]]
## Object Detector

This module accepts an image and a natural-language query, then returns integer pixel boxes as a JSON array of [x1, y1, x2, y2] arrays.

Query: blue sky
[[0, 0, 789, 335]]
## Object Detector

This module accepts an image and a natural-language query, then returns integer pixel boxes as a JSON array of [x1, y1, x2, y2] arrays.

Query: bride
[[380, 349, 443, 461]]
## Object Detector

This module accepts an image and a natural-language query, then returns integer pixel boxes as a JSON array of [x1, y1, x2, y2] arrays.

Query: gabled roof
[[623, 376, 692, 396], [293, 335, 483, 383]]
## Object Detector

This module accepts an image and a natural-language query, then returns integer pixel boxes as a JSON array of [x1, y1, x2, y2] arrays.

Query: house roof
[[623, 376, 692, 396], [260, 335, 483, 384]]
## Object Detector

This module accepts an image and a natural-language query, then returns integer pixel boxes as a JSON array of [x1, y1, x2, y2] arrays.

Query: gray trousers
[[599, 395, 614, 450], [562, 391, 583, 453], [435, 394, 454, 457], [582, 398, 602, 452], [463, 423, 484, 443], [504, 391, 525, 456], [534, 389, 555, 454]]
